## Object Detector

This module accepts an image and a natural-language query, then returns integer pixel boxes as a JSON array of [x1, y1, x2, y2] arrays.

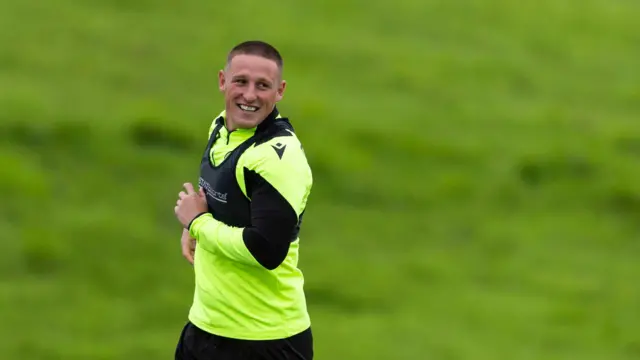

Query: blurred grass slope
[[1, 0, 639, 359]]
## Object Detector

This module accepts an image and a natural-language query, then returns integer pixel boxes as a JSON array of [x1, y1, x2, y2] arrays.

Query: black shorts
[[174, 321, 314, 360]]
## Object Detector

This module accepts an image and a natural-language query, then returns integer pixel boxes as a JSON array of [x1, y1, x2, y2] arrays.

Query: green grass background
[[1, 0, 639, 359]]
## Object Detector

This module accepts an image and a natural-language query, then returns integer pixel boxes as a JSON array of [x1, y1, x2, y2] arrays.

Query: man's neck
[[224, 106, 278, 132], [224, 118, 238, 132], [223, 114, 243, 132]]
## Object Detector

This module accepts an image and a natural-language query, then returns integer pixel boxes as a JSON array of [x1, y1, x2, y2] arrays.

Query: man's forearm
[[188, 213, 259, 267], [188, 168, 301, 270]]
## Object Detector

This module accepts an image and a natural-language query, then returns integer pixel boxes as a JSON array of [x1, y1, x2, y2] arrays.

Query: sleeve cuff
[[188, 212, 213, 239]]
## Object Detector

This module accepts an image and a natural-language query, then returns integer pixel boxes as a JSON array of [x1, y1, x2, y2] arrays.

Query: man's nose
[[243, 86, 257, 102]]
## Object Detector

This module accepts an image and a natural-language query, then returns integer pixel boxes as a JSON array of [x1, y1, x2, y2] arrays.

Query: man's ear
[[276, 80, 286, 102], [218, 70, 226, 92]]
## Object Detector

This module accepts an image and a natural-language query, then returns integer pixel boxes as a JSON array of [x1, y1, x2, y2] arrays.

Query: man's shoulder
[[245, 132, 309, 168], [258, 129, 304, 154], [241, 129, 313, 209]]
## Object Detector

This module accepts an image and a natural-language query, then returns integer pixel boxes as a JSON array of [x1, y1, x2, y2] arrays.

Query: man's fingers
[[183, 183, 196, 195], [182, 248, 194, 264], [178, 191, 188, 200], [199, 187, 206, 197], [182, 241, 195, 264]]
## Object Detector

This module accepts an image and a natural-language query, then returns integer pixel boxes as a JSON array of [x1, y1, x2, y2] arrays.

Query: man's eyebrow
[[256, 78, 273, 84], [232, 74, 273, 84]]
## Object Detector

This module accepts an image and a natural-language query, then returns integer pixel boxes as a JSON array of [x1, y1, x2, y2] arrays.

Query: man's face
[[218, 54, 285, 130]]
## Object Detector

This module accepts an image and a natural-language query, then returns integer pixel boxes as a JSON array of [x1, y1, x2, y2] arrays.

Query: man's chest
[[209, 134, 251, 166], [200, 138, 254, 227]]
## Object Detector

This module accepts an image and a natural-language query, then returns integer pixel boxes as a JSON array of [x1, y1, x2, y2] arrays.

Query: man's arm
[[188, 136, 312, 270]]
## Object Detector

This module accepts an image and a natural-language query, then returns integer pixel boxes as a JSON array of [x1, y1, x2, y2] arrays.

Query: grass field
[[1, 0, 639, 359]]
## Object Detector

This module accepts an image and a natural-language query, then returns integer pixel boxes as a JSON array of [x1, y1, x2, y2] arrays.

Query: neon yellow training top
[[186, 107, 313, 340]]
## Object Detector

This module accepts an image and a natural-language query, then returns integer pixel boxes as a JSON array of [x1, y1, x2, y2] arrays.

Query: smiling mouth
[[237, 104, 259, 112]]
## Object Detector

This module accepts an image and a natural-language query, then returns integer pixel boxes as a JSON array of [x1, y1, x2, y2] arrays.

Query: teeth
[[239, 105, 257, 112]]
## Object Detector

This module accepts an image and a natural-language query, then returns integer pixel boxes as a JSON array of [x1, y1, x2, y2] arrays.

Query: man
[[172, 40, 314, 359]]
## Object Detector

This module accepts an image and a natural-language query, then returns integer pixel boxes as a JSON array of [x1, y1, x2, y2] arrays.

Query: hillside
[[0, 1, 639, 359]]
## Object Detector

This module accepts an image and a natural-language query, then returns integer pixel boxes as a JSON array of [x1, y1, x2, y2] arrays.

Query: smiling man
[[172, 41, 314, 359]]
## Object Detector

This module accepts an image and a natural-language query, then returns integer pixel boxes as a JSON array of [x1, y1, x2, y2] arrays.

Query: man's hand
[[181, 228, 196, 265], [174, 182, 208, 229]]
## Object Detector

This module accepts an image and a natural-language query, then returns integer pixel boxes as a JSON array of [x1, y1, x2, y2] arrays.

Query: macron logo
[[271, 142, 286, 159]]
